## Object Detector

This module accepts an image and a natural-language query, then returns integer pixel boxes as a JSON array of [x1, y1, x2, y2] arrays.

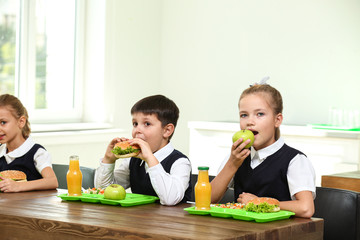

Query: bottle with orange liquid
[[195, 166, 211, 210], [67, 155, 82, 196]]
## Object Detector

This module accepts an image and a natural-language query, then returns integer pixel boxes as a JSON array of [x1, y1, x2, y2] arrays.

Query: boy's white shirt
[[218, 137, 316, 200], [0, 136, 53, 174], [95, 142, 192, 206]]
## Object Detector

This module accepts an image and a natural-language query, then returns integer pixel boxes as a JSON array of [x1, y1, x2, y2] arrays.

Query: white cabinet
[[188, 121, 360, 186]]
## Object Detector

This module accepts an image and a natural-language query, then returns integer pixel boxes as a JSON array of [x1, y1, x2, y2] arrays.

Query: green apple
[[232, 130, 255, 148], [104, 184, 126, 200]]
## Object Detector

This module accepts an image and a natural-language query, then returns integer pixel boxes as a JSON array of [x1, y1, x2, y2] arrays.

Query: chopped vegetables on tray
[[84, 187, 105, 194], [211, 202, 245, 209]]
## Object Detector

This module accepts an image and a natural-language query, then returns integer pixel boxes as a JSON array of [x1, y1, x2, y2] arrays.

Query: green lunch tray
[[184, 206, 295, 223], [308, 124, 360, 131], [58, 193, 159, 207]]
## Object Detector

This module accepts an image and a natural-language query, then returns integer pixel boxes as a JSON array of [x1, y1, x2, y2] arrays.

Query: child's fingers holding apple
[[232, 130, 255, 148], [229, 152, 250, 169], [233, 138, 251, 149], [232, 138, 251, 152], [233, 146, 251, 160], [230, 138, 251, 167]]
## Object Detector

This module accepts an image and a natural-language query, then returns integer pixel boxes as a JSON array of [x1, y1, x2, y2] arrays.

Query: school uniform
[[0, 137, 53, 180], [218, 137, 316, 201], [95, 142, 192, 206]]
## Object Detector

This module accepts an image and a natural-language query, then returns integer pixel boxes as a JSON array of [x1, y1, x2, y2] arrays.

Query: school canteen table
[[321, 170, 360, 192], [0, 190, 323, 240]]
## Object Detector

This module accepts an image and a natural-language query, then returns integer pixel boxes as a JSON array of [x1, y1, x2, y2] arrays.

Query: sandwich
[[245, 197, 280, 213], [112, 141, 140, 158], [0, 170, 27, 182]]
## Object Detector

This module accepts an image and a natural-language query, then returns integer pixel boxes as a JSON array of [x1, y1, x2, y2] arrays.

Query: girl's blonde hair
[[0, 94, 31, 139], [239, 84, 283, 140]]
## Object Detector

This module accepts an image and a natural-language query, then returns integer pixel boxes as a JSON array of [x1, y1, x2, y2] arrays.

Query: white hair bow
[[250, 76, 270, 87]]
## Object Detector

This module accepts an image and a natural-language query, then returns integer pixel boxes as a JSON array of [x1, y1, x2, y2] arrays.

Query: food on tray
[[212, 202, 245, 209], [245, 197, 280, 213], [0, 170, 27, 182], [112, 141, 140, 158], [183, 206, 295, 223], [104, 184, 126, 200], [84, 187, 105, 194]]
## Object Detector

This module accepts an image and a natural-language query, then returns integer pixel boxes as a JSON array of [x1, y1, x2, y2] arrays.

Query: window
[[0, 0, 83, 123]]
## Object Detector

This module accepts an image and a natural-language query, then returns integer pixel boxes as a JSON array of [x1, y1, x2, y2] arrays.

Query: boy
[[95, 95, 192, 205]]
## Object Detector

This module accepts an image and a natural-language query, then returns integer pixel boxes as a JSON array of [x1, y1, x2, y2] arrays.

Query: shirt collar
[[0, 137, 35, 163], [0, 144, 6, 158], [153, 142, 174, 162], [251, 137, 285, 161]]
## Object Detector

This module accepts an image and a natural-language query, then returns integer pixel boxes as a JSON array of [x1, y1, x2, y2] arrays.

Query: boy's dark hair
[[131, 95, 179, 140]]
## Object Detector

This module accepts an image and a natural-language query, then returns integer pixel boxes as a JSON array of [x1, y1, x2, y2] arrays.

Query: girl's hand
[[103, 137, 129, 163], [228, 138, 251, 169], [0, 178, 22, 193], [237, 192, 257, 204], [128, 138, 159, 168]]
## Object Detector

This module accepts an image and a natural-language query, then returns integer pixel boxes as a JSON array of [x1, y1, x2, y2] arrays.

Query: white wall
[[47, 0, 360, 167], [100, 0, 360, 157], [32, 129, 126, 169], [103, 0, 163, 130]]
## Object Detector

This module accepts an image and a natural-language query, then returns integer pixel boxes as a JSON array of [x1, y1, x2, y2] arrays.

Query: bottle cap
[[70, 155, 79, 160], [198, 166, 209, 170]]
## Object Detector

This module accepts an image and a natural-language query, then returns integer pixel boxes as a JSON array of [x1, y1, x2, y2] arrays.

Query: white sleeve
[[217, 154, 235, 189], [147, 158, 191, 206], [94, 158, 131, 189], [34, 148, 53, 174], [287, 154, 316, 200]]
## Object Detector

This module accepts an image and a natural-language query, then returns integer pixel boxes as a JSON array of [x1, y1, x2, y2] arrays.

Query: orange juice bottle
[[67, 155, 82, 196], [195, 166, 211, 210]]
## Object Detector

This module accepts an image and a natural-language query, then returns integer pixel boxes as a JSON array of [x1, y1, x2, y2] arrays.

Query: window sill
[[31, 122, 114, 133], [31, 123, 128, 145]]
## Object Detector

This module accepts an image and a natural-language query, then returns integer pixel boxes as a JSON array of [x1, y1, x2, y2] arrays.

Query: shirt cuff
[[99, 158, 116, 169], [99, 158, 115, 166]]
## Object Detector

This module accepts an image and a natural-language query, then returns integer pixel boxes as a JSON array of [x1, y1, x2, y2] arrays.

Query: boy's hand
[[128, 138, 159, 168], [0, 178, 22, 192], [103, 137, 129, 164], [228, 138, 251, 169]]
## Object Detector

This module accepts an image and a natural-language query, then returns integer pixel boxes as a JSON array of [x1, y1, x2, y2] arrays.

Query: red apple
[[232, 130, 255, 148]]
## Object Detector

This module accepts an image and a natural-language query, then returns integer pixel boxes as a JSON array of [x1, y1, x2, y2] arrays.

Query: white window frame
[[16, 0, 85, 124]]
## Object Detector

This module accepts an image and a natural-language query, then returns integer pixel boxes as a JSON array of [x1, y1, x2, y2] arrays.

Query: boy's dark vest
[[234, 144, 304, 201], [0, 144, 44, 180], [129, 149, 192, 203]]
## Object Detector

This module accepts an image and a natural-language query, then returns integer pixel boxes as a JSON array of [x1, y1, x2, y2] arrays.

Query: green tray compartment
[[58, 193, 159, 207], [184, 206, 295, 223], [308, 124, 360, 131]]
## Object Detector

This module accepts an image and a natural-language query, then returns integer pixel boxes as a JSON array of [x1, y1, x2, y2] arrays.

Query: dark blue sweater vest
[[129, 149, 192, 203], [0, 144, 44, 181], [234, 144, 304, 201]]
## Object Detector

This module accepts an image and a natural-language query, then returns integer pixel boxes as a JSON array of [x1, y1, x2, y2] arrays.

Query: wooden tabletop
[[322, 171, 360, 192], [0, 190, 323, 240]]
